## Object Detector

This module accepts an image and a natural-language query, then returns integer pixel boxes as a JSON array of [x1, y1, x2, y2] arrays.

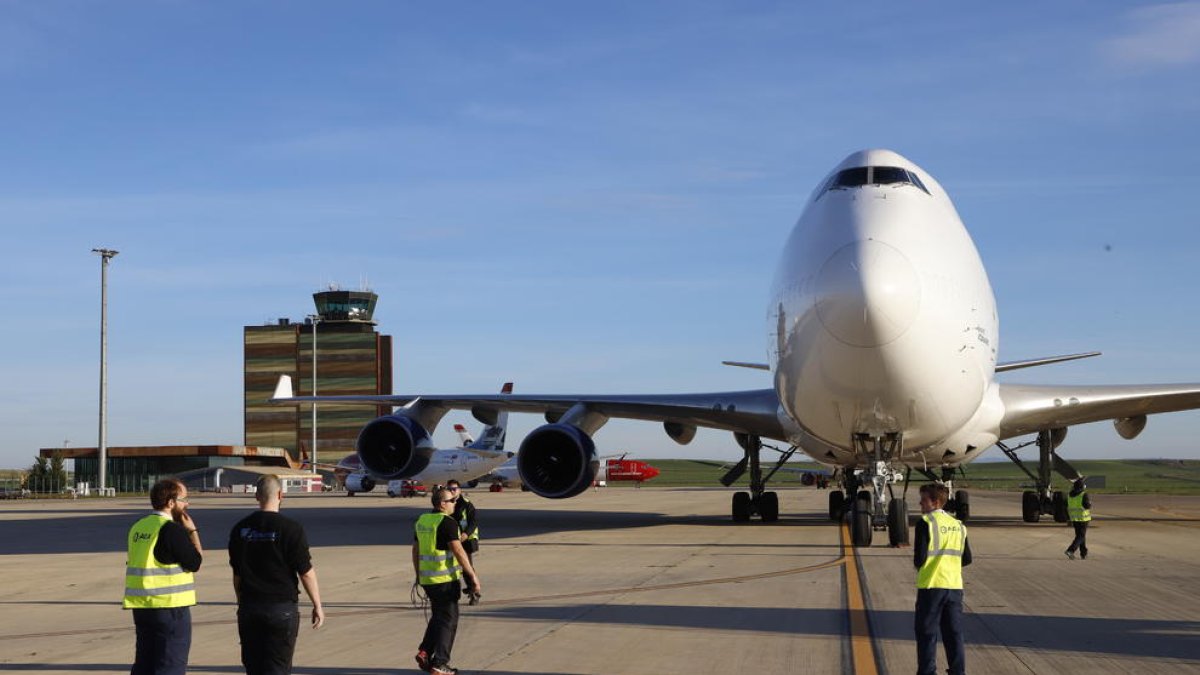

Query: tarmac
[[1, 486, 1198, 674]]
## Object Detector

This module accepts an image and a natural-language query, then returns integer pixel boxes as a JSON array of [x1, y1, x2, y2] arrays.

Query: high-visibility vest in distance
[[458, 495, 479, 542], [415, 512, 461, 586], [123, 514, 197, 609], [1067, 492, 1091, 522], [917, 510, 966, 590]]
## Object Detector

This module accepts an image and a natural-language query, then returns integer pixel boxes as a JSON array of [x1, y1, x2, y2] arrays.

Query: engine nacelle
[[345, 473, 376, 494], [517, 423, 599, 499], [356, 414, 435, 479]]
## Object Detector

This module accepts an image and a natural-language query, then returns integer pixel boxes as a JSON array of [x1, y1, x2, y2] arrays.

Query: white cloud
[[1103, 2, 1200, 68]]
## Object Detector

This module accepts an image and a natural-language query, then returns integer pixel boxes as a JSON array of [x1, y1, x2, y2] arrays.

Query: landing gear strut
[[722, 434, 792, 523], [835, 433, 909, 547], [998, 429, 1078, 523]]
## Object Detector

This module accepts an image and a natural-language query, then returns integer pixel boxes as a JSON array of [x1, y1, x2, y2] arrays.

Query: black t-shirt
[[452, 496, 477, 538], [152, 519, 203, 573], [228, 510, 313, 604], [413, 512, 461, 550]]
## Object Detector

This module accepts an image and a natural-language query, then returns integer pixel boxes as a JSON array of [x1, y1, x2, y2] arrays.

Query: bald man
[[228, 475, 324, 675]]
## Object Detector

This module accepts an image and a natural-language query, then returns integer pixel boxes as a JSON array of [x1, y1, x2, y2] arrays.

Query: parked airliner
[[272, 149, 1200, 546]]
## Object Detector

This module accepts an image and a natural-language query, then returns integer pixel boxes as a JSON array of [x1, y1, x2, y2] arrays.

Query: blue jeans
[[238, 602, 301, 675], [915, 588, 965, 675], [131, 606, 191, 675]]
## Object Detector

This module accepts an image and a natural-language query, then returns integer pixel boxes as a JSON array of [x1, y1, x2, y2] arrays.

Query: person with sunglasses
[[445, 480, 480, 606], [413, 486, 481, 675], [124, 477, 203, 675]]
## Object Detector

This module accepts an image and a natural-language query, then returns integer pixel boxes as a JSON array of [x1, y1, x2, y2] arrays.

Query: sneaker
[[1065, 550, 1075, 560], [430, 665, 458, 675], [1080, 552, 1088, 560], [415, 650, 431, 673]]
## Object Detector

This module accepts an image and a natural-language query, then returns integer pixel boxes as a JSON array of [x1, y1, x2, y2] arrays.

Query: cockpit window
[[823, 165, 930, 196]]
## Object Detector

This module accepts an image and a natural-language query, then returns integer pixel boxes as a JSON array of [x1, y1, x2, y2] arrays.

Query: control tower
[[244, 287, 393, 466]]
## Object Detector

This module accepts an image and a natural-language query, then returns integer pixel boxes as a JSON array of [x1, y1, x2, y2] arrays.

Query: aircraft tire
[[732, 491, 752, 522], [829, 490, 845, 521], [855, 490, 873, 515], [852, 504, 872, 547], [954, 490, 970, 522], [759, 491, 779, 522], [1022, 491, 1040, 522], [887, 498, 910, 546], [346, 491, 356, 497], [1052, 490, 1069, 523]]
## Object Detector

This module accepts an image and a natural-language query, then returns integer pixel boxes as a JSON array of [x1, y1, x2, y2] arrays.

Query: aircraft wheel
[[346, 491, 356, 497], [759, 491, 779, 522], [852, 503, 873, 547], [732, 491, 752, 522], [1052, 490, 1069, 523], [855, 490, 873, 515], [887, 498, 910, 546], [1022, 490, 1040, 522], [954, 490, 970, 522], [828, 490, 845, 521]]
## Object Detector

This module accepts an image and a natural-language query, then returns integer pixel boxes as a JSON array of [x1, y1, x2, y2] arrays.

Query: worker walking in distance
[[124, 478, 203, 675], [228, 474, 325, 675], [414, 486, 481, 675], [914, 483, 972, 675], [1065, 477, 1092, 560], [445, 479, 481, 605]]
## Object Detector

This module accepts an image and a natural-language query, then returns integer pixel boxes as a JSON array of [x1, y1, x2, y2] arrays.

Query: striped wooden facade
[[244, 321, 392, 465]]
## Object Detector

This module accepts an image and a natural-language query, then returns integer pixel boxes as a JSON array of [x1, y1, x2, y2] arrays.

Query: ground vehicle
[[387, 480, 427, 498]]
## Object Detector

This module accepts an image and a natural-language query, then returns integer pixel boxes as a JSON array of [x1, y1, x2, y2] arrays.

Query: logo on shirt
[[239, 527, 279, 542]]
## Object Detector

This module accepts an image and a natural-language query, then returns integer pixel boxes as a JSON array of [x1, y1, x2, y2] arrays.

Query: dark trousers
[[238, 602, 301, 675], [131, 606, 192, 675], [420, 581, 461, 667], [1067, 521, 1089, 557], [915, 588, 965, 675], [461, 548, 477, 595]]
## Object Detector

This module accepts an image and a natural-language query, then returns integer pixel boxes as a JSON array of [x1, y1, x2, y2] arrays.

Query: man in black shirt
[[229, 475, 325, 675], [446, 480, 480, 605], [413, 486, 481, 675]]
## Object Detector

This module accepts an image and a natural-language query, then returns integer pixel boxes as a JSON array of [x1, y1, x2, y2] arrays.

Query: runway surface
[[1, 487, 1198, 674]]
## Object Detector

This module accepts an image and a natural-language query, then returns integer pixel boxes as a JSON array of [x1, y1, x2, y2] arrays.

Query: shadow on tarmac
[[472, 603, 1199, 661], [0, 500, 837, 556]]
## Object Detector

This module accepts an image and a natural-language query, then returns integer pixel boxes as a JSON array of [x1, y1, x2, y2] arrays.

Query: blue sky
[[2, 1, 1199, 469]]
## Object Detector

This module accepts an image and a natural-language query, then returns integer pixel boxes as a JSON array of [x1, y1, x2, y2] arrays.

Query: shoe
[[468, 592, 481, 606], [1080, 552, 1088, 560], [1065, 550, 1075, 560], [415, 650, 431, 673], [430, 665, 458, 675]]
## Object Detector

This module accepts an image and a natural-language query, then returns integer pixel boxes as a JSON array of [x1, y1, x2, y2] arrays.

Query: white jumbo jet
[[272, 149, 1200, 546]]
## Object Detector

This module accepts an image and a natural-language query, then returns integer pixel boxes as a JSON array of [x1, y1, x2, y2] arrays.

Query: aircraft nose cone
[[815, 240, 920, 347]]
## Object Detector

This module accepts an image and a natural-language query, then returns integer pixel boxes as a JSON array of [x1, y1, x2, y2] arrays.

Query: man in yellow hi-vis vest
[[914, 483, 972, 675], [413, 486, 481, 675], [124, 478, 203, 675], [1065, 478, 1092, 560]]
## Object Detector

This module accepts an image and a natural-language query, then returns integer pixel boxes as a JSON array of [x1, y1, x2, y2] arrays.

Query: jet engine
[[355, 414, 436, 479], [345, 473, 376, 494], [517, 423, 599, 499]]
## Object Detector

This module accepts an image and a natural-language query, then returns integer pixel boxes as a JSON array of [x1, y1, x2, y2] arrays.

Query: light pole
[[307, 314, 321, 474], [92, 248, 118, 494]]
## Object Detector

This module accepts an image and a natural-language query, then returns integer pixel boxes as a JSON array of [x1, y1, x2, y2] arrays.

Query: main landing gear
[[722, 433, 792, 523], [829, 433, 912, 548], [998, 428, 1078, 523]]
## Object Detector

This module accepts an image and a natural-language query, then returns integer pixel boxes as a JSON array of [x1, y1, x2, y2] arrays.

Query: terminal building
[[40, 288, 394, 492]]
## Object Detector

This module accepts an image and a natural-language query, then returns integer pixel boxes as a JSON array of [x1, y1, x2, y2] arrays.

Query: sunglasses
[[441, 497, 458, 503], [447, 486, 460, 491]]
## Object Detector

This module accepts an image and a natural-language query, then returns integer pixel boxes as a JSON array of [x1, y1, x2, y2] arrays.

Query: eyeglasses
[[175, 496, 189, 503], [441, 497, 458, 504]]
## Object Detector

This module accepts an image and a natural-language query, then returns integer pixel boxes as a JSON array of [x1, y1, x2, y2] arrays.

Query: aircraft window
[[906, 170, 930, 194], [832, 167, 869, 188], [872, 166, 909, 185]]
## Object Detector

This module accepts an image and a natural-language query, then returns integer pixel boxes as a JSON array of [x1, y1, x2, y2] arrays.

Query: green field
[[632, 458, 1200, 494]]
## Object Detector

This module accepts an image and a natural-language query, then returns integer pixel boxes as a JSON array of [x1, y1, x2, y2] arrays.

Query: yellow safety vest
[[917, 511, 966, 590], [1067, 492, 1091, 522], [458, 495, 479, 542], [123, 514, 197, 609], [415, 512, 461, 586]]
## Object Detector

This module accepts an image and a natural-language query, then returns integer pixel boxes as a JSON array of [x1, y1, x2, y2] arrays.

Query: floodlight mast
[[92, 248, 119, 494]]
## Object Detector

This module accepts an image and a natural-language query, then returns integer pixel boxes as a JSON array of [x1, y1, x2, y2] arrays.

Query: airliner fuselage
[[771, 149, 1001, 468]]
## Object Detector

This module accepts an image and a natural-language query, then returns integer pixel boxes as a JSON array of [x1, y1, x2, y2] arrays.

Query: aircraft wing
[[998, 382, 1200, 439], [270, 375, 786, 439]]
